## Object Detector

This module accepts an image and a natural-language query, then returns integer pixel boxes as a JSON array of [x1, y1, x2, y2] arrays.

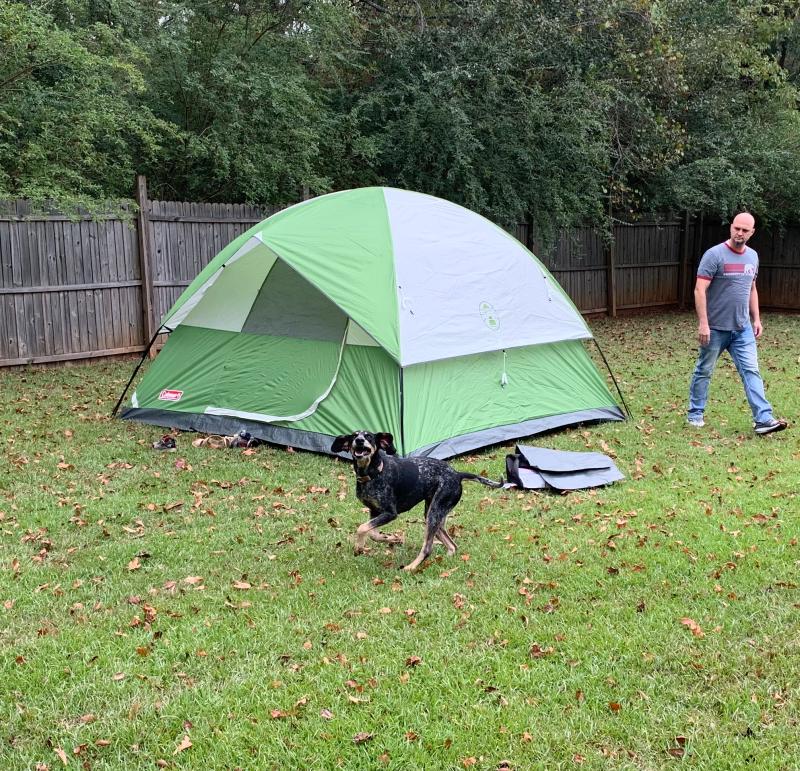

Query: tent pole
[[591, 339, 632, 419], [399, 368, 406, 457], [111, 327, 168, 417]]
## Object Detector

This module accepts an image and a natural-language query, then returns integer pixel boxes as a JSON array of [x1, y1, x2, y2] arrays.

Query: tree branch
[[0, 62, 56, 91]]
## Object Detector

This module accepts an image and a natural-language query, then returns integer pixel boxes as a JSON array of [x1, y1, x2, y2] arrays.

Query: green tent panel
[[121, 188, 624, 457]]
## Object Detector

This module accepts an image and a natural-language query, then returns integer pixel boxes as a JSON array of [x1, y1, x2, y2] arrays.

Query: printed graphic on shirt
[[723, 263, 756, 277]]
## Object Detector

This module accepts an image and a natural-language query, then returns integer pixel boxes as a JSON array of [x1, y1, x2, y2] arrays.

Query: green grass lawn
[[1, 311, 798, 770]]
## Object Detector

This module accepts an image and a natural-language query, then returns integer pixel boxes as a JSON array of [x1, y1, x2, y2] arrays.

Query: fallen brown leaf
[[529, 644, 554, 658], [680, 617, 705, 638]]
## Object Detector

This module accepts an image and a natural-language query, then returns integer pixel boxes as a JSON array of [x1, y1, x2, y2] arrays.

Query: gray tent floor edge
[[410, 407, 626, 460], [119, 408, 338, 455], [120, 405, 625, 460]]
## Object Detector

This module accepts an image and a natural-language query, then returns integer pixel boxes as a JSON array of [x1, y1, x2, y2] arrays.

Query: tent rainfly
[[118, 187, 626, 458]]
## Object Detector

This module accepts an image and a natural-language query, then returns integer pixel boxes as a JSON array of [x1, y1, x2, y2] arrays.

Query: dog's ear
[[375, 432, 396, 455], [331, 434, 354, 454]]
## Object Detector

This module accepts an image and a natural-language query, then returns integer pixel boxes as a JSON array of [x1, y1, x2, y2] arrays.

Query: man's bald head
[[729, 212, 755, 250]]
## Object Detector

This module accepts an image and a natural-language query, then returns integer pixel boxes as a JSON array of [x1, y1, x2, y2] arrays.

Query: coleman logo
[[158, 389, 183, 402]]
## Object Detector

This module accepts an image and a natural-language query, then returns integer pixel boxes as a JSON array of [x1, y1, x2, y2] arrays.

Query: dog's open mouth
[[352, 447, 371, 459]]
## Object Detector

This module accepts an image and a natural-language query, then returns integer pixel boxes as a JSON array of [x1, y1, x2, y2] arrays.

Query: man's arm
[[750, 282, 762, 338], [694, 278, 712, 345]]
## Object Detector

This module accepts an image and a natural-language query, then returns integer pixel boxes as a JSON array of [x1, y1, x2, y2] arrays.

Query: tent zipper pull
[[501, 350, 509, 387]]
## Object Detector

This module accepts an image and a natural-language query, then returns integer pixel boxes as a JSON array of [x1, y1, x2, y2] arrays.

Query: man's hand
[[753, 320, 763, 338], [698, 323, 711, 346]]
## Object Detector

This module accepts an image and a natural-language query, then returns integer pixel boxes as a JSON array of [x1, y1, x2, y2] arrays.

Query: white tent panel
[[181, 239, 277, 332], [384, 188, 591, 366], [346, 320, 381, 346]]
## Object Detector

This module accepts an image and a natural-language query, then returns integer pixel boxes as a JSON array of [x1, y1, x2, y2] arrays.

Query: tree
[[135, 1, 333, 203], [0, 2, 171, 207], [4, 0, 800, 227]]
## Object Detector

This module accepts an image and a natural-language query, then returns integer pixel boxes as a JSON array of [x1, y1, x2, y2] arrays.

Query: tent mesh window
[[242, 260, 347, 341]]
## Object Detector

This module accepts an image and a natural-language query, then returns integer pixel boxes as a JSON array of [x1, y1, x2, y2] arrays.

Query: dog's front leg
[[355, 509, 398, 554]]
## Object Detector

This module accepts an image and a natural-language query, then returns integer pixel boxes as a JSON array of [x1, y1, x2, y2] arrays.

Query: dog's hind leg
[[402, 517, 439, 572], [355, 510, 397, 554], [435, 526, 457, 556], [422, 500, 455, 555], [403, 485, 459, 571]]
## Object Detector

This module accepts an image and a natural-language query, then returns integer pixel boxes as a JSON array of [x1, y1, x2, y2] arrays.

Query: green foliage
[[2, 0, 800, 224], [0, 2, 173, 208], [639, 0, 800, 223], [135, 2, 332, 202], [336, 0, 611, 228]]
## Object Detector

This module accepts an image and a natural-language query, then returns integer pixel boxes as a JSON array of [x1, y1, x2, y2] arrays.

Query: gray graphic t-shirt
[[696, 242, 758, 331]]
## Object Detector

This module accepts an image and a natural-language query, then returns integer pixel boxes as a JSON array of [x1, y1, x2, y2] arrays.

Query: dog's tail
[[459, 472, 504, 489]]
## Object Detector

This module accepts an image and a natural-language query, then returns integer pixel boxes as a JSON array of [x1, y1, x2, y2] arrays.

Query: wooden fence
[[2, 180, 799, 366], [0, 182, 276, 366], [522, 217, 800, 316]]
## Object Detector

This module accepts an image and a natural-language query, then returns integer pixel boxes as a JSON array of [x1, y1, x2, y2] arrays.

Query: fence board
[[119, 220, 131, 348]]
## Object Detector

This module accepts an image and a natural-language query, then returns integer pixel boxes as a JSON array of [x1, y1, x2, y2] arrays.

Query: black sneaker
[[754, 418, 788, 435]]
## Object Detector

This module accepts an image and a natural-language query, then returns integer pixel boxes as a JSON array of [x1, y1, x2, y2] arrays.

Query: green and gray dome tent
[[118, 188, 625, 457]]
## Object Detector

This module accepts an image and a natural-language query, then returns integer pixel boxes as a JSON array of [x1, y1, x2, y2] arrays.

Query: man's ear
[[331, 434, 354, 454], [375, 432, 396, 455]]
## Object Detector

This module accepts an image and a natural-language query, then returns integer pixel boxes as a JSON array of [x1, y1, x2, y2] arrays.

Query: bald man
[[687, 212, 787, 434]]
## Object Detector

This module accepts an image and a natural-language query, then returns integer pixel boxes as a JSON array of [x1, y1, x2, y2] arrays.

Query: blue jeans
[[688, 325, 773, 424]]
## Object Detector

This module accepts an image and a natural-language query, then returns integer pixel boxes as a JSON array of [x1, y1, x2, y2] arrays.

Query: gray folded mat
[[505, 445, 624, 491]]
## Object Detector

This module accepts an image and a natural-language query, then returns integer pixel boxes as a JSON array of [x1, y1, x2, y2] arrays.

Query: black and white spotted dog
[[332, 430, 502, 571]]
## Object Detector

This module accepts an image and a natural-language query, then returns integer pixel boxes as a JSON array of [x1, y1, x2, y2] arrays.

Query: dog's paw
[[384, 531, 404, 545]]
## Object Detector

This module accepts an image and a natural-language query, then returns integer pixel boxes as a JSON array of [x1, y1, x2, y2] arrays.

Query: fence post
[[606, 201, 617, 317], [678, 210, 691, 309], [526, 213, 534, 253], [134, 174, 156, 357]]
